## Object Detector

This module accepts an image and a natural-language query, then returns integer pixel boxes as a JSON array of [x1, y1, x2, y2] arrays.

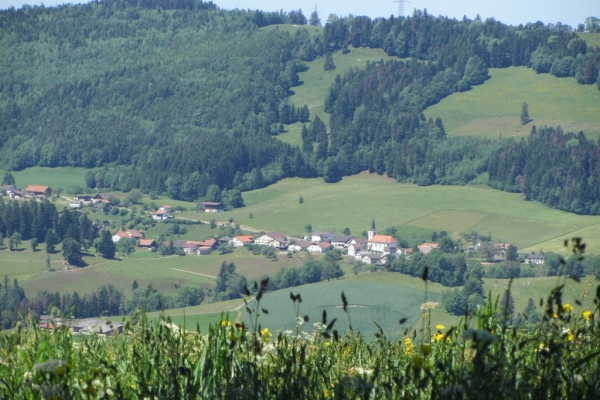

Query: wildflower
[[404, 337, 414, 354], [433, 333, 444, 341], [583, 310, 593, 320], [552, 312, 558, 319], [260, 328, 272, 342], [421, 344, 432, 355], [436, 324, 445, 330], [566, 331, 574, 341], [563, 303, 573, 312], [324, 389, 332, 398], [323, 341, 331, 347], [130, 384, 137, 390], [221, 320, 231, 326]]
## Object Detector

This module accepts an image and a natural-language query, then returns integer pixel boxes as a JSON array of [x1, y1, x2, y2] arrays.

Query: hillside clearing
[[424, 67, 600, 139]]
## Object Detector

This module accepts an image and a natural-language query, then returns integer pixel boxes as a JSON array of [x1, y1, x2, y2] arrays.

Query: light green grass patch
[[578, 32, 600, 49], [241, 279, 441, 340], [146, 298, 246, 317], [147, 313, 229, 334], [425, 67, 600, 138], [521, 224, 600, 254], [407, 210, 487, 235], [3, 167, 89, 192]]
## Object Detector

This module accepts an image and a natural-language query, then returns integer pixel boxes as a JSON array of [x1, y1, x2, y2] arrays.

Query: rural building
[[1, 184, 16, 193], [418, 243, 439, 254], [367, 218, 378, 240], [196, 246, 212, 255], [347, 239, 368, 257], [254, 232, 289, 249], [288, 240, 312, 252], [71, 319, 123, 336], [153, 209, 173, 220], [199, 202, 224, 213], [494, 243, 516, 260], [138, 239, 156, 248], [331, 235, 354, 249], [159, 205, 172, 212], [310, 231, 335, 242], [73, 195, 92, 202], [229, 236, 254, 247], [112, 230, 144, 242], [69, 202, 82, 208], [307, 241, 331, 253], [526, 252, 545, 265], [24, 185, 52, 199], [9, 189, 23, 199], [112, 232, 129, 242], [92, 193, 114, 204], [361, 254, 385, 265]]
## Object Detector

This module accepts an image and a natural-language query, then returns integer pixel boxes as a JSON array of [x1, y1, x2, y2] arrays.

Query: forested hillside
[[1, 1, 599, 213]]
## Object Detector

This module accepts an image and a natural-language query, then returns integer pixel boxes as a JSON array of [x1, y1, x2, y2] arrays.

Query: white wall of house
[[307, 245, 323, 253]]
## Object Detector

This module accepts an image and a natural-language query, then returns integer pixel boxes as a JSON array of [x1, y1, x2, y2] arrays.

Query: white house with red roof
[[228, 236, 254, 247], [366, 219, 397, 254], [25, 185, 52, 198], [254, 232, 288, 249], [307, 241, 331, 253], [153, 209, 172, 220]]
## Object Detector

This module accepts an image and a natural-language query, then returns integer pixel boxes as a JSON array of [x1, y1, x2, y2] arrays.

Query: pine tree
[[308, 10, 321, 26], [324, 52, 336, 71], [498, 289, 515, 324], [520, 102, 532, 125], [97, 230, 115, 259], [523, 297, 541, 323]]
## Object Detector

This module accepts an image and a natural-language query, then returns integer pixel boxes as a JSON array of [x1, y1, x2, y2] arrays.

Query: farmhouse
[[307, 241, 331, 253], [112, 232, 129, 242], [254, 232, 288, 249], [138, 239, 156, 248], [229, 235, 254, 247], [288, 240, 312, 252], [159, 205, 172, 211], [310, 231, 335, 242], [331, 235, 354, 249], [25, 185, 52, 198], [153, 209, 173, 220], [362, 254, 385, 265], [526, 252, 545, 265], [73, 195, 91, 202], [92, 193, 114, 204], [347, 239, 368, 257], [1, 184, 16, 194], [9, 189, 23, 199], [113, 230, 145, 242], [418, 243, 439, 254], [71, 319, 123, 336], [199, 202, 224, 213]]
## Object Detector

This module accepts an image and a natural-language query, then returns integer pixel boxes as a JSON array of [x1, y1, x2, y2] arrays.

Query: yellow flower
[[260, 328, 272, 337], [404, 337, 414, 354], [552, 312, 558, 319], [324, 389, 332, 398], [563, 303, 573, 312], [433, 333, 444, 341], [566, 331, 574, 341], [583, 310, 593, 320], [130, 384, 136, 390], [221, 320, 231, 326], [421, 344, 432, 355], [436, 324, 445, 330], [323, 341, 331, 346]]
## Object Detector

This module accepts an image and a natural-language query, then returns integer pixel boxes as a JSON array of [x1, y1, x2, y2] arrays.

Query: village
[[1, 184, 546, 266]]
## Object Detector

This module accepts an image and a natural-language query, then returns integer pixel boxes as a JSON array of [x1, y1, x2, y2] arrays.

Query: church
[[367, 219, 397, 254]]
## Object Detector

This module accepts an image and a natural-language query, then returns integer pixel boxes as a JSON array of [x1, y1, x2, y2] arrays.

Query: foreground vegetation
[[1, 245, 599, 398]]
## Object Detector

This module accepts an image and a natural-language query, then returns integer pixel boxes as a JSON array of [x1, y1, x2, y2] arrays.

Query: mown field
[[2, 167, 88, 192], [578, 32, 600, 49], [179, 172, 600, 252], [240, 278, 441, 340], [424, 66, 600, 139]]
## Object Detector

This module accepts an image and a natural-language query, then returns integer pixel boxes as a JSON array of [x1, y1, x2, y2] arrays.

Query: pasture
[[2, 167, 88, 192], [424, 67, 600, 139], [179, 172, 600, 252], [579, 32, 600, 49], [240, 279, 441, 340]]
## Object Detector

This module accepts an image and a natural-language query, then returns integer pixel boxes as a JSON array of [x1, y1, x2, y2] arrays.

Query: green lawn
[[578, 32, 600, 49], [424, 67, 600, 139], [179, 172, 600, 252]]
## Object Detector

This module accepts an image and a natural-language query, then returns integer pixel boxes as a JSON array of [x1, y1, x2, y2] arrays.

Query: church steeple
[[368, 218, 377, 240]]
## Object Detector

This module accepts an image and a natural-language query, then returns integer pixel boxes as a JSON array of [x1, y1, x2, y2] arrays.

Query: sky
[[0, 0, 597, 29]]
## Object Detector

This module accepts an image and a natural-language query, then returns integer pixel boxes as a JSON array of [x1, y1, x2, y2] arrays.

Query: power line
[[392, 0, 411, 18]]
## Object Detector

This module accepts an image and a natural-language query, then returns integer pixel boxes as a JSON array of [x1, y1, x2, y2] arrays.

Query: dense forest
[[0, 1, 599, 212]]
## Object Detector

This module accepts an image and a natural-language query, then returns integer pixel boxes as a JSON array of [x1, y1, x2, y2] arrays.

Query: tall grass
[[1, 241, 599, 398]]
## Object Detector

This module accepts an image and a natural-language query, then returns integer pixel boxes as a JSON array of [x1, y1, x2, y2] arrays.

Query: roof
[[331, 235, 353, 243], [369, 235, 396, 244], [290, 240, 313, 248], [200, 202, 223, 207], [160, 205, 172, 209], [94, 193, 113, 200], [494, 243, 512, 249], [1, 185, 16, 190], [265, 232, 287, 243], [153, 210, 168, 215], [312, 231, 333, 236], [25, 185, 50, 193], [363, 253, 384, 260], [126, 230, 144, 238], [419, 243, 439, 249], [139, 239, 156, 246], [114, 232, 129, 238], [315, 241, 331, 249], [234, 235, 254, 242]]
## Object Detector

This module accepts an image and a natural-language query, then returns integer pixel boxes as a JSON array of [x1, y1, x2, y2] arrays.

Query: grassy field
[[179, 172, 600, 252], [276, 44, 397, 146], [424, 67, 600, 139], [578, 32, 600, 49], [2, 167, 88, 192], [241, 278, 442, 340]]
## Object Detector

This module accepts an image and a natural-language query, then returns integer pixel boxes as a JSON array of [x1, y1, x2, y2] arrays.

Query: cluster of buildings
[[2, 184, 53, 200], [39, 315, 123, 336]]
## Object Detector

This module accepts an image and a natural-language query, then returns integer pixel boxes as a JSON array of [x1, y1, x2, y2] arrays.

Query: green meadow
[[179, 172, 600, 252], [240, 278, 442, 340], [2, 167, 88, 192], [578, 32, 600, 49], [424, 67, 600, 139]]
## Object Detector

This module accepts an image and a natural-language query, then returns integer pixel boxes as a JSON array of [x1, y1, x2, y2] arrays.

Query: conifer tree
[[521, 102, 532, 125]]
